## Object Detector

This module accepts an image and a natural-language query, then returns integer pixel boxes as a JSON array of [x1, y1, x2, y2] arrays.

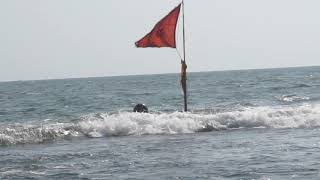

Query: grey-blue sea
[[1, 66, 320, 179]]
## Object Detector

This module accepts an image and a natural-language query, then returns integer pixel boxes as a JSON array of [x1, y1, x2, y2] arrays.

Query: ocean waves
[[1, 103, 320, 145], [0, 123, 77, 145], [276, 94, 310, 102]]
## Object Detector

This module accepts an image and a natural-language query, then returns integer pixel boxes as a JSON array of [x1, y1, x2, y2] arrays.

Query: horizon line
[[1, 65, 319, 83]]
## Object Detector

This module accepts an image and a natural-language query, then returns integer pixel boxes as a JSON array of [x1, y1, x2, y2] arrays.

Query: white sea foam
[[277, 94, 310, 102], [78, 103, 320, 137], [0, 123, 74, 145], [1, 104, 320, 145]]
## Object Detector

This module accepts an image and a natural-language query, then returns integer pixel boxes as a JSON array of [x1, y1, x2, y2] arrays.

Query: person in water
[[133, 104, 148, 113]]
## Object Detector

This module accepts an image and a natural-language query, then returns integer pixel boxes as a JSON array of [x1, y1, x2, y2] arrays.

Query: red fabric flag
[[135, 4, 181, 48]]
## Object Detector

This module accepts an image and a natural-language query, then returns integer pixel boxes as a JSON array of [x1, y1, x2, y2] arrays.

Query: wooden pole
[[181, 0, 187, 112]]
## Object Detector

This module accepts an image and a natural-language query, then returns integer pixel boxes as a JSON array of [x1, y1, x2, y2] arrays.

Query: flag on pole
[[135, 4, 181, 48]]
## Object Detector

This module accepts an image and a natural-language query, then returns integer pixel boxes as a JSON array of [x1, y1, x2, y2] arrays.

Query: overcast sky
[[1, 0, 320, 81]]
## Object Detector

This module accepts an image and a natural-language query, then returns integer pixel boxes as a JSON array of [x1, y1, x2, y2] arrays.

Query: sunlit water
[[1, 66, 320, 179]]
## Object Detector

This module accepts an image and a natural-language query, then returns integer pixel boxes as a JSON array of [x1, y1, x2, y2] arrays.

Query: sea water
[[1, 66, 320, 179]]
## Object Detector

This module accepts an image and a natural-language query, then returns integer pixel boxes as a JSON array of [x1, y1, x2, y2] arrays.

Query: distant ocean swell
[[1, 103, 320, 145]]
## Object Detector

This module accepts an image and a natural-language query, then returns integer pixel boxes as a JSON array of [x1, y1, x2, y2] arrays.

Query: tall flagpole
[[181, 0, 188, 112]]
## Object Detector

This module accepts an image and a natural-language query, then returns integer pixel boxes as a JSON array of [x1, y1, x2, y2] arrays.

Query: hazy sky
[[1, 0, 320, 81]]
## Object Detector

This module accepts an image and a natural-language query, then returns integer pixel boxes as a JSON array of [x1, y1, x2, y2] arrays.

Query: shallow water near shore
[[1, 66, 320, 179]]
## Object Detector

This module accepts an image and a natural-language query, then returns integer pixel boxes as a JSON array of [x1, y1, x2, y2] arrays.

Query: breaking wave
[[276, 94, 310, 102], [1, 103, 320, 145]]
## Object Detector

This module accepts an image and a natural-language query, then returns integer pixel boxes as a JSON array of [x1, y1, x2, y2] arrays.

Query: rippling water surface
[[1, 66, 320, 179]]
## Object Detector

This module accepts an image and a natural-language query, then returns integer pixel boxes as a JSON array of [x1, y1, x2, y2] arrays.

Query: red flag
[[135, 4, 181, 48]]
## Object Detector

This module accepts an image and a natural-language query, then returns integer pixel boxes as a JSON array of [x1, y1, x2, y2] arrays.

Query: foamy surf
[[1, 103, 320, 145], [276, 94, 310, 102]]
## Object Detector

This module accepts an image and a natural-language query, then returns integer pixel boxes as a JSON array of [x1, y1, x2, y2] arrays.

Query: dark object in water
[[133, 104, 148, 113]]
